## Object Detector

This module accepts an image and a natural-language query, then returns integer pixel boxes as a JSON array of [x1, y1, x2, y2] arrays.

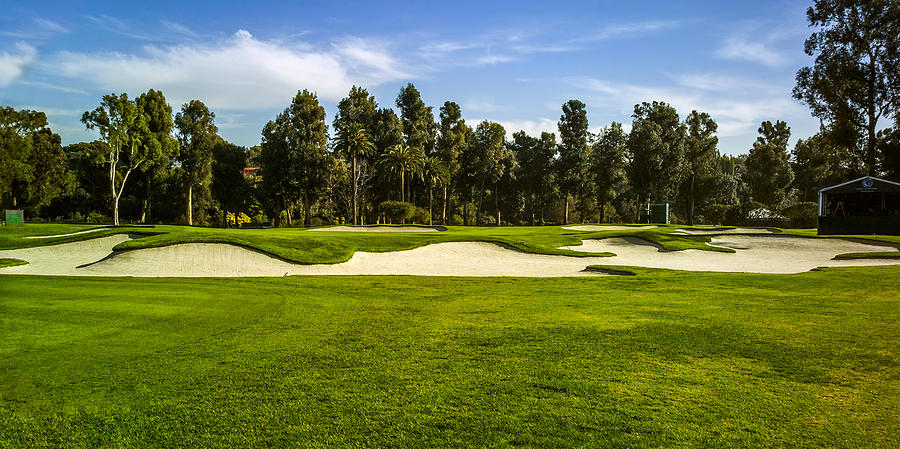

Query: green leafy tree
[[82, 93, 152, 225], [436, 101, 468, 224], [422, 156, 449, 225], [396, 83, 435, 203], [556, 100, 590, 223], [792, 130, 856, 201], [511, 131, 556, 225], [1, 107, 70, 211], [680, 111, 720, 225], [793, 0, 900, 174], [746, 120, 794, 209], [175, 100, 218, 226], [211, 140, 249, 226], [260, 90, 331, 226], [335, 122, 374, 225], [135, 89, 178, 223], [626, 101, 686, 220], [370, 108, 404, 207], [472, 121, 506, 225], [589, 123, 627, 224]]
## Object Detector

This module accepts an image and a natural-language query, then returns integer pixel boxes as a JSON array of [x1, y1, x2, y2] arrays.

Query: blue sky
[[1, 0, 820, 155]]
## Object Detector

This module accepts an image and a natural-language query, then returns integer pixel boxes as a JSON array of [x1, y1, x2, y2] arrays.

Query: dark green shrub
[[378, 201, 415, 223], [781, 202, 818, 228]]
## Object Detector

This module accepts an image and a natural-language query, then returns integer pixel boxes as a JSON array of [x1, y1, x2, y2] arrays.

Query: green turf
[[1, 268, 898, 448], [0, 258, 27, 268]]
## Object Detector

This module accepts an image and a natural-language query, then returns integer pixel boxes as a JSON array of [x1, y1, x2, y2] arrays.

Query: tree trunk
[[186, 185, 193, 226], [352, 154, 358, 225], [530, 192, 535, 226], [477, 178, 485, 225], [687, 174, 695, 226], [303, 193, 311, 227], [428, 187, 433, 226], [495, 182, 500, 226], [599, 200, 606, 224], [113, 194, 120, 226], [400, 171, 405, 203], [563, 191, 569, 225], [140, 175, 150, 224], [442, 185, 448, 225]]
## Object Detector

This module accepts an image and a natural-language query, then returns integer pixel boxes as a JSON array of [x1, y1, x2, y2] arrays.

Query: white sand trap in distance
[[670, 227, 780, 235], [307, 226, 440, 232], [77, 242, 611, 277], [0, 234, 133, 275], [563, 225, 657, 232], [561, 236, 900, 273], [23, 227, 111, 239], [2, 234, 899, 277]]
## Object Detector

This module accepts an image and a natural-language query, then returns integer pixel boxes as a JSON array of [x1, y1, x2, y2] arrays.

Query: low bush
[[781, 202, 818, 228], [378, 201, 415, 223]]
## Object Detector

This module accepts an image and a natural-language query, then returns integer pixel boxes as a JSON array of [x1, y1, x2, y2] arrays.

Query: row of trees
[[1, 0, 897, 227]]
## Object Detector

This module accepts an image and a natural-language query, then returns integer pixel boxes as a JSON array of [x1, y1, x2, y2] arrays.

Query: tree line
[[1, 0, 897, 227]]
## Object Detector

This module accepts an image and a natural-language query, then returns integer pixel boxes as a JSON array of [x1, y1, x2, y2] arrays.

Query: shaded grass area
[[0, 225, 156, 250], [0, 258, 27, 268], [1, 268, 899, 447]]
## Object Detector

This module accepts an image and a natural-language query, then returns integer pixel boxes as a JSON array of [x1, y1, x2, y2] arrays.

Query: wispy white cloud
[[0, 43, 38, 87], [51, 29, 411, 110], [573, 76, 808, 142], [573, 20, 681, 43], [715, 36, 786, 67], [34, 18, 68, 34], [161, 21, 198, 38], [16, 79, 87, 94], [1, 17, 69, 38]]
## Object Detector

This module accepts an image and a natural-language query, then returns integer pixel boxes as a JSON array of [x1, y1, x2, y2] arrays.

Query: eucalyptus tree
[[334, 86, 379, 221], [370, 108, 403, 206], [511, 130, 556, 225], [82, 93, 152, 225], [626, 101, 686, 220], [396, 83, 436, 203], [589, 122, 627, 224], [680, 111, 720, 225], [335, 122, 375, 225], [175, 100, 218, 225], [135, 89, 178, 223], [211, 140, 249, 226], [1, 107, 68, 210], [472, 121, 506, 225], [793, 0, 900, 174], [259, 90, 331, 226], [422, 156, 450, 225], [746, 120, 794, 209], [556, 100, 590, 223], [436, 101, 467, 224]]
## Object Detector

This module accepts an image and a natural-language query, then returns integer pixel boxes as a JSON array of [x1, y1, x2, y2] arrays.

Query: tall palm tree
[[423, 156, 449, 225], [379, 144, 423, 203], [335, 123, 374, 225]]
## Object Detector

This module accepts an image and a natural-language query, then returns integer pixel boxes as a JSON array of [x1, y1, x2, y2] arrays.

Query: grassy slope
[[1, 268, 898, 448]]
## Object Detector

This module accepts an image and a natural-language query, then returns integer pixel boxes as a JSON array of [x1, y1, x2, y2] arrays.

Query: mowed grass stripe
[[1, 268, 898, 448]]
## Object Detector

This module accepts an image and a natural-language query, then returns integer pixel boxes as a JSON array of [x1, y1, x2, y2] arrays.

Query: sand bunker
[[23, 227, 111, 239], [306, 226, 440, 232], [2, 234, 898, 277], [561, 236, 899, 273], [563, 225, 657, 232], [670, 227, 780, 235]]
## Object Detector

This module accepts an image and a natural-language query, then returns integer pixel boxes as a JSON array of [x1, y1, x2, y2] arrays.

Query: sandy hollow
[[560, 236, 900, 273], [1, 234, 898, 277], [562, 225, 658, 232], [306, 226, 440, 232], [670, 227, 780, 235]]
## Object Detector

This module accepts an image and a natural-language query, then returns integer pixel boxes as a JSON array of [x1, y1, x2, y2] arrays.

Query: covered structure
[[818, 176, 900, 235]]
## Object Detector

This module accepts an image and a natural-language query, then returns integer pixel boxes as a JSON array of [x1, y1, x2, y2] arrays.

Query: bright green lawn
[[1, 268, 898, 448]]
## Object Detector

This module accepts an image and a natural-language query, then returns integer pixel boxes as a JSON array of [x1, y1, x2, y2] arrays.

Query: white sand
[[23, 227, 111, 239], [561, 236, 900, 273], [0, 234, 133, 275], [563, 225, 657, 232], [2, 234, 898, 277], [306, 226, 440, 232], [670, 227, 780, 235]]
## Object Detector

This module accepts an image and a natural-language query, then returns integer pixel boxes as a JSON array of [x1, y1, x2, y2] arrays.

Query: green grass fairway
[[2, 268, 898, 447]]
